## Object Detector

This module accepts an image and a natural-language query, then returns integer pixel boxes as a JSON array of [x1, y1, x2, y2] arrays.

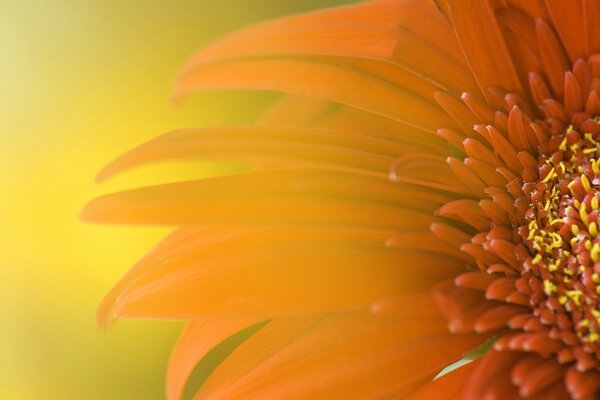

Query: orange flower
[[82, 0, 600, 398]]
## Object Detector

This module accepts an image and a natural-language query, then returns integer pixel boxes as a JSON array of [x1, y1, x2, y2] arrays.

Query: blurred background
[[0, 0, 353, 398]]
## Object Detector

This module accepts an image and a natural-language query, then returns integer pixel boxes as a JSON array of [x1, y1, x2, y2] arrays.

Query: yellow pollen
[[581, 174, 591, 191], [585, 133, 596, 143], [580, 203, 589, 226], [559, 162, 566, 174], [544, 279, 558, 295], [590, 222, 598, 237], [529, 220, 538, 230], [542, 167, 556, 183], [566, 290, 583, 306], [550, 232, 562, 246], [592, 159, 600, 174], [559, 137, 568, 151], [521, 127, 600, 348], [591, 243, 600, 262]]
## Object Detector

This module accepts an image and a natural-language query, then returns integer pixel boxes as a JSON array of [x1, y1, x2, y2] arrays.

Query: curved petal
[[175, 56, 453, 133], [180, 0, 477, 95], [82, 170, 450, 228], [104, 228, 465, 319], [96, 125, 407, 182], [446, 0, 524, 97], [261, 95, 449, 155], [166, 318, 263, 400], [404, 359, 477, 399], [194, 312, 487, 399]]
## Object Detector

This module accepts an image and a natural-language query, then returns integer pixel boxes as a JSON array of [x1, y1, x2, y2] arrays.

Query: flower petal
[[166, 318, 264, 400], [96, 125, 406, 182], [404, 359, 476, 399], [194, 312, 486, 399], [104, 227, 464, 319], [82, 170, 447, 228], [180, 0, 477, 95], [261, 95, 449, 155], [446, 0, 524, 98], [175, 56, 452, 132]]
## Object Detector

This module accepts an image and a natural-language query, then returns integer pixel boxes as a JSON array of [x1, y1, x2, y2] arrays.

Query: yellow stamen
[[591, 243, 600, 262], [581, 174, 591, 191], [542, 167, 556, 183], [559, 137, 568, 151], [580, 203, 589, 226], [585, 133, 596, 143], [590, 222, 598, 237], [592, 159, 600, 174], [544, 279, 558, 295], [566, 290, 583, 306]]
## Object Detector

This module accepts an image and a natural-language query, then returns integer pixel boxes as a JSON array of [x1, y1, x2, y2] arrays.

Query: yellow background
[[0, 1, 352, 398]]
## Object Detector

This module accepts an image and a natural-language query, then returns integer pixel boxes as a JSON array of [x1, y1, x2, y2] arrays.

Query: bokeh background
[[0, 1, 354, 398]]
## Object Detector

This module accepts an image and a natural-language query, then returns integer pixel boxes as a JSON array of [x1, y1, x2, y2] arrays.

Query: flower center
[[519, 122, 600, 357]]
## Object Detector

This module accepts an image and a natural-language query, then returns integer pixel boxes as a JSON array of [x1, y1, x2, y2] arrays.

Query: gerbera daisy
[[82, 0, 600, 398]]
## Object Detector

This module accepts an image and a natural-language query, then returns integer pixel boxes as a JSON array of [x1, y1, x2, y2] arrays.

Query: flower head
[[83, 0, 600, 398]]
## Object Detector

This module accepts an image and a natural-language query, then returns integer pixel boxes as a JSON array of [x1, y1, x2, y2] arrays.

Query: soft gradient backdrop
[[0, 1, 353, 398]]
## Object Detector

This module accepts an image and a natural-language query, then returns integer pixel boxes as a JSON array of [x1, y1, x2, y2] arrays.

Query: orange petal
[[96, 125, 406, 182], [259, 95, 335, 126], [97, 226, 265, 326], [195, 312, 486, 399], [180, 0, 476, 96], [106, 229, 464, 319], [261, 95, 449, 156], [403, 358, 476, 400], [446, 0, 523, 98], [584, 0, 600, 56], [545, 0, 585, 62], [166, 317, 263, 400], [82, 170, 445, 228], [535, 18, 570, 99], [175, 56, 452, 133]]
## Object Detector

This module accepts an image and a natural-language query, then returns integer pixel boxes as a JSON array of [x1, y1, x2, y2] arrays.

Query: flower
[[81, 0, 600, 398]]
